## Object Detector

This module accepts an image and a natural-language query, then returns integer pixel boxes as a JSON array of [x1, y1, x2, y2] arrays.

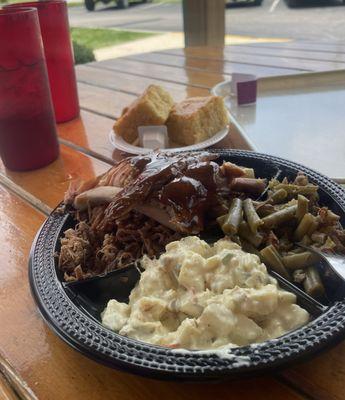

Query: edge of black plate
[[29, 149, 345, 381]]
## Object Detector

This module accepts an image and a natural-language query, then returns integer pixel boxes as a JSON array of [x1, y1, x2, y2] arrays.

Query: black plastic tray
[[29, 149, 345, 381]]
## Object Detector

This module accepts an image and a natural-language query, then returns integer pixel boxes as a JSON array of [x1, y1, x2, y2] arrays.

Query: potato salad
[[102, 237, 309, 350]]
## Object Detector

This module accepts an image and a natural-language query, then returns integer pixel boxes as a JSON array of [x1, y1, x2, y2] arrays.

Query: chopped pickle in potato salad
[[102, 237, 309, 350]]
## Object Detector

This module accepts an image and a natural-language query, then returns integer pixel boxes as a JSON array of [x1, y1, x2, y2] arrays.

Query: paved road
[[69, 0, 345, 41]]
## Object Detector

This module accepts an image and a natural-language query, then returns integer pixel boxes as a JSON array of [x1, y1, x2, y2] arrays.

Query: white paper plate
[[109, 115, 230, 155], [211, 80, 232, 98], [211, 80, 233, 111]]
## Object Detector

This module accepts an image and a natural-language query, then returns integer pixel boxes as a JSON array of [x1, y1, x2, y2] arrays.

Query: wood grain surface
[[239, 40, 345, 54], [90, 58, 228, 88], [95, 54, 303, 80], [281, 343, 345, 400], [0, 144, 110, 212], [224, 45, 345, 64], [0, 374, 19, 400], [1, 43, 345, 400], [76, 64, 210, 100], [161, 47, 345, 73], [57, 111, 115, 161], [77, 82, 137, 119]]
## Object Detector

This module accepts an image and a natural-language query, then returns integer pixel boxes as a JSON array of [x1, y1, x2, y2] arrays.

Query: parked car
[[226, 0, 263, 6], [84, 0, 151, 11]]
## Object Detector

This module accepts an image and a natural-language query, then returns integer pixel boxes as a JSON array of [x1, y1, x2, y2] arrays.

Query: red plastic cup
[[0, 8, 59, 171], [5, 0, 80, 123]]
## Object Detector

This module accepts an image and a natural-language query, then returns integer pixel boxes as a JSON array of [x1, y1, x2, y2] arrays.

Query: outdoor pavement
[[69, 0, 345, 41]]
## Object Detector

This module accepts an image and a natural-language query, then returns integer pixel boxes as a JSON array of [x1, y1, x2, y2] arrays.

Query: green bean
[[269, 188, 288, 205], [300, 235, 312, 246], [294, 213, 316, 241], [261, 205, 297, 229], [238, 221, 264, 248], [279, 199, 298, 209], [216, 214, 227, 227], [320, 236, 336, 252], [243, 198, 263, 234], [231, 178, 266, 195], [319, 208, 340, 225], [303, 266, 325, 298], [221, 198, 243, 235], [273, 183, 318, 196], [296, 194, 309, 222], [294, 173, 309, 186], [260, 245, 290, 279], [268, 178, 280, 189], [282, 251, 317, 270], [311, 232, 327, 245], [256, 203, 276, 218], [307, 217, 319, 236]]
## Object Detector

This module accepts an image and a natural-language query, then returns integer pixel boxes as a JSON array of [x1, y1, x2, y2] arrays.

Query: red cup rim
[[4, 0, 66, 9], [0, 7, 37, 17]]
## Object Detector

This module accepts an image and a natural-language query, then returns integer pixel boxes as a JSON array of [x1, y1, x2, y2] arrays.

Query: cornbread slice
[[166, 96, 228, 146], [114, 85, 174, 144]]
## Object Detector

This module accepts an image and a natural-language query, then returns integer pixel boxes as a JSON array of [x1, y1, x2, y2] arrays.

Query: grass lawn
[[71, 27, 156, 50], [67, 1, 85, 6]]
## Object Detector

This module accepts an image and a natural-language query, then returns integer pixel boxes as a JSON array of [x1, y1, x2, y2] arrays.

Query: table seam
[[0, 372, 20, 400], [0, 353, 38, 400], [77, 78, 196, 98], [0, 174, 51, 216], [234, 43, 345, 55], [155, 50, 311, 72], [79, 104, 116, 120], [83, 64, 212, 89], [130, 52, 311, 72], [277, 374, 322, 400], [219, 47, 345, 64], [58, 138, 114, 166]]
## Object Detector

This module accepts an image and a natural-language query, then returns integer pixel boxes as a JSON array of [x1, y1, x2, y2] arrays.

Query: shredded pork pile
[[59, 209, 181, 281]]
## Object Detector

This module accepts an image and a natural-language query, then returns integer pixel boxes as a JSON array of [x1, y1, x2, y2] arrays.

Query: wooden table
[[1, 42, 345, 400]]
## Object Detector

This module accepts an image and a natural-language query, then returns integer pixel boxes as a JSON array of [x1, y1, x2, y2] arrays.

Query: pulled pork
[[59, 210, 181, 281]]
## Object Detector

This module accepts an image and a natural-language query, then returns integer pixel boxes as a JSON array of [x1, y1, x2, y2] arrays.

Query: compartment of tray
[[63, 265, 141, 321]]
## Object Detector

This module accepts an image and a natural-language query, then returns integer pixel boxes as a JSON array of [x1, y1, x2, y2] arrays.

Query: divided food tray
[[29, 149, 345, 381]]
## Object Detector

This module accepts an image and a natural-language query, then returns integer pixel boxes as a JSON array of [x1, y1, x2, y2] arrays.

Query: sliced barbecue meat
[[64, 151, 249, 235]]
